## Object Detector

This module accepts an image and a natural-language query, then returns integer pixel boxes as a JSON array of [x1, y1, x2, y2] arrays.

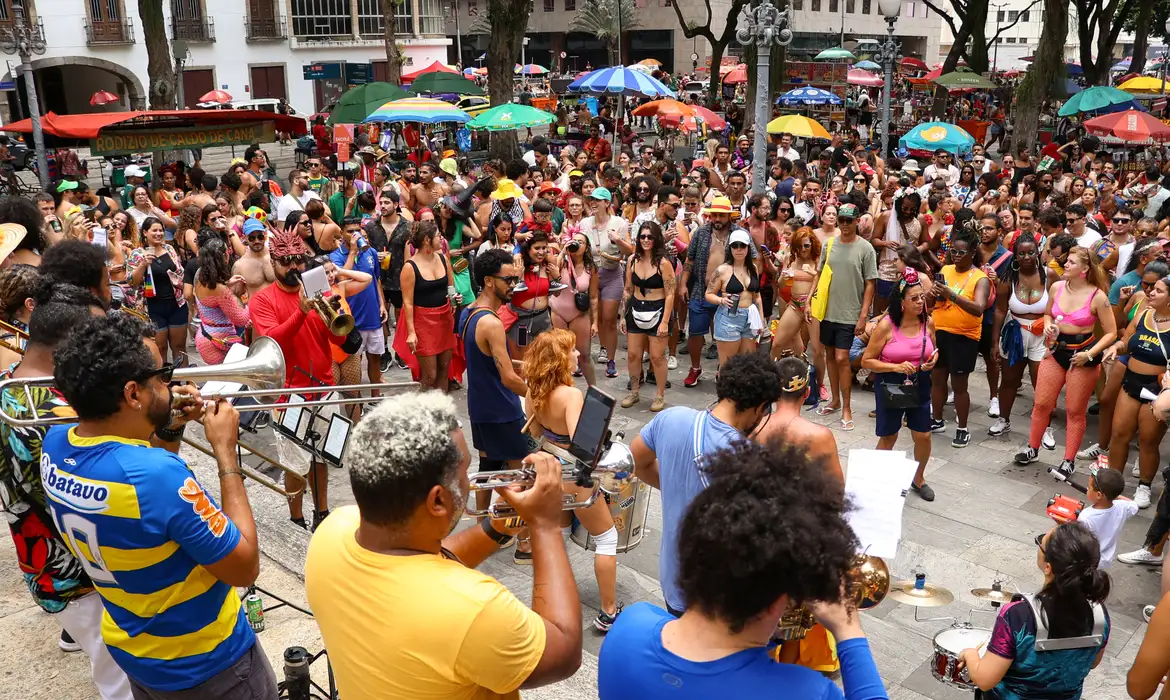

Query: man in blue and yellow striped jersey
[[41, 313, 275, 700]]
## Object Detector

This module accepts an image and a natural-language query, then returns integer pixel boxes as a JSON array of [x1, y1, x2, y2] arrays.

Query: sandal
[[839, 419, 855, 431], [814, 404, 839, 417]]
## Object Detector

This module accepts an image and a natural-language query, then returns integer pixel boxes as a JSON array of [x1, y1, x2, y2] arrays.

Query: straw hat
[[702, 196, 736, 215], [491, 178, 525, 200]]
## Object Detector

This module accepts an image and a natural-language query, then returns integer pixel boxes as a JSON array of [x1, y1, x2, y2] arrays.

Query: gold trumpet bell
[[313, 292, 355, 336], [848, 554, 891, 610]]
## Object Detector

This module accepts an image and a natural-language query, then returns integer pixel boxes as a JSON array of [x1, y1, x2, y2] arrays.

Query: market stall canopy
[[1, 109, 308, 140], [933, 68, 997, 91], [720, 63, 745, 75], [766, 114, 830, 139], [898, 121, 975, 155], [1084, 109, 1170, 143], [657, 105, 726, 131], [401, 60, 459, 82], [854, 60, 881, 71], [1116, 76, 1169, 94], [1064, 79, 1083, 95], [847, 68, 884, 87], [467, 104, 554, 131], [328, 82, 410, 125], [362, 97, 470, 125], [568, 66, 674, 97], [410, 72, 485, 96], [815, 47, 855, 61], [1057, 85, 1146, 116], [198, 89, 233, 104], [776, 86, 843, 106]]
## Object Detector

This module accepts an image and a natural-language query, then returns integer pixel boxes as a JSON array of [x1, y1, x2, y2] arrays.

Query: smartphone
[[516, 325, 529, 347], [569, 386, 616, 465], [934, 272, 946, 286]]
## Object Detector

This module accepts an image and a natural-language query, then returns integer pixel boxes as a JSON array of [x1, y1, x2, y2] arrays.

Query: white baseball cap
[[124, 165, 146, 178], [729, 230, 752, 247]]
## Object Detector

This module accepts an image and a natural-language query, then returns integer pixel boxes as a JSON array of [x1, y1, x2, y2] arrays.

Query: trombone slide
[[465, 472, 601, 519]]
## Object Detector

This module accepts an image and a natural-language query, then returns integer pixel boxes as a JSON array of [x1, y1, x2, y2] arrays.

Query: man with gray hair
[[305, 391, 583, 699]]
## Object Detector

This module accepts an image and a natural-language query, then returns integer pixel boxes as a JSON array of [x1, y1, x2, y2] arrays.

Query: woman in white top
[[127, 184, 176, 231], [990, 232, 1049, 438], [579, 187, 632, 379]]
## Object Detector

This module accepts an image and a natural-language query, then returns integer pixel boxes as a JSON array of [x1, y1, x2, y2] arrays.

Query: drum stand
[[242, 585, 338, 700]]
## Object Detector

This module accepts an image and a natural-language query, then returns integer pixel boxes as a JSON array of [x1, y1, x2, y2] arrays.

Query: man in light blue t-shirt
[[630, 353, 782, 614]]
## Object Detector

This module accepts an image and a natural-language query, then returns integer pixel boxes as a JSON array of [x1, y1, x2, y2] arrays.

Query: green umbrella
[[815, 47, 856, 61], [467, 103, 555, 131], [932, 69, 997, 91], [1057, 85, 1141, 116], [328, 82, 410, 125], [409, 72, 485, 96]]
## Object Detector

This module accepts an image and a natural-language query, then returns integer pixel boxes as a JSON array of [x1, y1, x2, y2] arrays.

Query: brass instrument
[[310, 291, 355, 336], [0, 318, 27, 355], [0, 336, 418, 498], [773, 554, 891, 641]]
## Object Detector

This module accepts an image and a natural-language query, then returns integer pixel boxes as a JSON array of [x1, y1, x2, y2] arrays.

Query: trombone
[[0, 318, 27, 356]]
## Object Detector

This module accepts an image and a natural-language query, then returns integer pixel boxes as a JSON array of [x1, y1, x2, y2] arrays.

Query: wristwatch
[[480, 518, 515, 547]]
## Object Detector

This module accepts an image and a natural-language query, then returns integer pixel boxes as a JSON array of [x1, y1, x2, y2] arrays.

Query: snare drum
[[931, 625, 991, 691], [569, 478, 650, 553]]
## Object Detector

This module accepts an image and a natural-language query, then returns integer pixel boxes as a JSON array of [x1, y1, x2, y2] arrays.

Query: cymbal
[[971, 587, 1017, 603], [888, 580, 955, 607]]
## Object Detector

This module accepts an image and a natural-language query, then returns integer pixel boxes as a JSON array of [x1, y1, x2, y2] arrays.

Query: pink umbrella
[[90, 90, 119, 106], [198, 89, 233, 104], [847, 69, 883, 87]]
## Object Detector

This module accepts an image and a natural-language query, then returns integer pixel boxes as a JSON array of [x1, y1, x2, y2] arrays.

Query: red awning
[[401, 61, 458, 82], [1, 109, 308, 139]]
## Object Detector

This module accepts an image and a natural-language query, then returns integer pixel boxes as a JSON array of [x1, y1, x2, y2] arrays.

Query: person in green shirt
[[327, 168, 370, 223], [305, 157, 333, 198]]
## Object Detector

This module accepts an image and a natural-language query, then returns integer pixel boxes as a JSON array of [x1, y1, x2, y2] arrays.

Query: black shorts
[[384, 288, 403, 310], [471, 419, 530, 462], [935, 329, 979, 375], [978, 320, 995, 357], [819, 320, 855, 351], [1122, 368, 1161, 403], [761, 284, 775, 319]]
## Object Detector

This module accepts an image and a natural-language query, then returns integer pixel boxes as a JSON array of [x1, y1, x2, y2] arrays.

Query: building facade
[[1, 0, 450, 122]]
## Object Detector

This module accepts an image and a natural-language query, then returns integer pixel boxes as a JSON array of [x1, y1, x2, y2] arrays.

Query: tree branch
[[921, 0, 960, 36], [669, 0, 715, 43], [1105, 0, 1136, 47], [986, 0, 1041, 47], [717, 0, 751, 43]]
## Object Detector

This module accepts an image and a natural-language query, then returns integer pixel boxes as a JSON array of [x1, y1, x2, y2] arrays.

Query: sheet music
[[844, 448, 919, 559]]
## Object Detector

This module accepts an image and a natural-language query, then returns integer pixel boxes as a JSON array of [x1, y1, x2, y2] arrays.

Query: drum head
[[934, 627, 991, 653]]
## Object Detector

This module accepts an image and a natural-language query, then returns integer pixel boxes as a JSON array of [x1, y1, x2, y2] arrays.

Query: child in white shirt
[[1078, 468, 1139, 569]]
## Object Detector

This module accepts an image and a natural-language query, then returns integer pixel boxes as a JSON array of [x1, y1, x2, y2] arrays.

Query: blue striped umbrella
[[568, 66, 675, 98], [854, 60, 882, 71], [776, 86, 843, 106]]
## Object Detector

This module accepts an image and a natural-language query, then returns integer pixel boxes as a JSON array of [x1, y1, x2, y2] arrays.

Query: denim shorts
[[146, 298, 188, 331], [713, 306, 755, 342], [849, 336, 867, 363], [687, 297, 718, 336]]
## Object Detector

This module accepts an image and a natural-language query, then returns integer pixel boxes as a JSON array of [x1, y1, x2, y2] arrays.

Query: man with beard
[[743, 193, 780, 326], [250, 229, 342, 529], [305, 392, 582, 700], [678, 197, 758, 386], [630, 352, 782, 616], [776, 132, 800, 162], [42, 313, 275, 699], [275, 168, 322, 224], [411, 162, 448, 211], [711, 144, 734, 189], [794, 177, 822, 226], [583, 123, 612, 166], [623, 175, 657, 223], [365, 187, 412, 371], [724, 171, 748, 220], [232, 216, 275, 298], [462, 249, 530, 518]]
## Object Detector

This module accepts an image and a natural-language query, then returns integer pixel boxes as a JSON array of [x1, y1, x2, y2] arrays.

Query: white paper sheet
[[844, 448, 919, 559], [300, 266, 329, 298]]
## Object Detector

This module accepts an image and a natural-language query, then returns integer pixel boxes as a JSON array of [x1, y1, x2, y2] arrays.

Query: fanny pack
[[451, 256, 469, 274], [569, 267, 590, 312], [879, 327, 927, 410], [630, 298, 663, 330], [1052, 333, 1100, 371]]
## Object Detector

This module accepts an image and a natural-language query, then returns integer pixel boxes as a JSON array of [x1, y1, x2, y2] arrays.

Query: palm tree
[[569, 0, 642, 66]]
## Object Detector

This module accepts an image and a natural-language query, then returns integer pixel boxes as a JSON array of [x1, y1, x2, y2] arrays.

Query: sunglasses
[[1142, 280, 1157, 290], [779, 207, 793, 214], [495, 275, 522, 286], [839, 216, 856, 224], [854, 178, 866, 183], [1066, 216, 1081, 223], [638, 234, 655, 240], [246, 233, 266, 241], [307, 161, 321, 167], [140, 363, 175, 384], [636, 187, 650, 193], [799, 241, 813, 249], [1035, 532, 1046, 554], [1113, 218, 1132, 224], [276, 255, 307, 266], [297, 220, 311, 227], [730, 242, 748, 249]]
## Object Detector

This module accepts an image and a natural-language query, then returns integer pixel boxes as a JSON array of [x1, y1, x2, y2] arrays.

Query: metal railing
[[246, 14, 286, 41], [172, 15, 214, 42], [83, 16, 135, 45]]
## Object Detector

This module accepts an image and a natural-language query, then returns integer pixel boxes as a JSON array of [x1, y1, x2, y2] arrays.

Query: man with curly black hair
[[599, 439, 883, 698], [630, 351, 782, 616], [39, 239, 111, 308], [42, 313, 275, 700]]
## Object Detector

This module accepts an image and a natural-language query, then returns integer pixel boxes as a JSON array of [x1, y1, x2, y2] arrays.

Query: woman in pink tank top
[[862, 268, 940, 501], [552, 230, 599, 385]]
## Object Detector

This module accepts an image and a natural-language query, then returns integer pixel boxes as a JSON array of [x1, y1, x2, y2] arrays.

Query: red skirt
[[392, 302, 460, 381]]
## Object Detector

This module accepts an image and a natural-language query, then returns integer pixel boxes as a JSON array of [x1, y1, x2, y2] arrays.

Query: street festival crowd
[[11, 74, 1170, 700]]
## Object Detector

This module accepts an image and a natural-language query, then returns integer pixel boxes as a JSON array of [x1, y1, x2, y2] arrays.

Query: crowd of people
[[6, 91, 1170, 700]]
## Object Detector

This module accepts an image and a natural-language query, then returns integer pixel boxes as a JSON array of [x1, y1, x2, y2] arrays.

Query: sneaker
[[311, 509, 331, 532], [1088, 402, 1101, 416], [1042, 427, 1056, 450], [606, 360, 618, 378], [705, 343, 719, 360], [1135, 484, 1153, 509], [512, 281, 529, 293], [650, 396, 666, 412], [930, 419, 946, 433], [988, 417, 1010, 436], [1014, 446, 1039, 465], [988, 397, 1000, 418], [597, 348, 609, 364], [1144, 604, 1156, 623], [594, 603, 624, 633], [620, 392, 641, 408], [1077, 443, 1102, 461], [952, 428, 971, 448], [58, 630, 81, 653], [1118, 547, 1163, 565], [1057, 459, 1076, 477], [946, 391, 955, 405], [514, 548, 533, 565], [667, 355, 678, 370], [379, 352, 393, 373], [548, 281, 569, 293], [290, 516, 308, 530], [684, 367, 703, 387], [394, 353, 408, 370]]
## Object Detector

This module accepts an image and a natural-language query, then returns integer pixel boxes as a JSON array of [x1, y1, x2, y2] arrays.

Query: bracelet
[[480, 517, 515, 546], [154, 424, 187, 442], [218, 469, 244, 479]]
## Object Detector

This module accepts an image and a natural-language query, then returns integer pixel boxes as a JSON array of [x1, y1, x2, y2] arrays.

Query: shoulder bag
[[810, 237, 834, 321], [878, 322, 927, 410]]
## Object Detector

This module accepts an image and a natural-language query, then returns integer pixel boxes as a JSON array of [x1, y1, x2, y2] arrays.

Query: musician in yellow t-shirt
[[305, 391, 583, 700]]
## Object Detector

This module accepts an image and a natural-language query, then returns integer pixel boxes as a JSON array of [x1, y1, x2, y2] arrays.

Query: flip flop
[[839, 419, 855, 431], [814, 404, 839, 417]]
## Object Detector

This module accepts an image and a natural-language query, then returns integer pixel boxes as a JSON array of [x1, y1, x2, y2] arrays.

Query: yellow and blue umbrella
[[363, 97, 470, 125], [898, 121, 975, 156]]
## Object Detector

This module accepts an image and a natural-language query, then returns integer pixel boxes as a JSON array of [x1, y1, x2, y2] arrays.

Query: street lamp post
[[736, 0, 793, 195], [0, 5, 47, 189], [874, 0, 901, 158]]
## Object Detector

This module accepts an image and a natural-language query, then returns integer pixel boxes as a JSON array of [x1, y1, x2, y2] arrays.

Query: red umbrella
[[900, 57, 928, 71], [198, 89, 233, 104], [90, 90, 119, 106], [723, 66, 748, 84], [847, 68, 884, 87], [1085, 109, 1170, 143]]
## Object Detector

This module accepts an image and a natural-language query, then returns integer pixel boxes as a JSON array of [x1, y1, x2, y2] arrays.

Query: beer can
[[50, 218, 62, 233], [245, 592, 265, 632], [726, 293, 740, 316]]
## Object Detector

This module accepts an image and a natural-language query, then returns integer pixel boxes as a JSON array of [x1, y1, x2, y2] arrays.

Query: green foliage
[[1122, 0, 1170, 37], [569, 0, 643, 49]]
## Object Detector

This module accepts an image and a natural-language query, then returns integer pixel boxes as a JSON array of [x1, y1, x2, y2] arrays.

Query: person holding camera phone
[[552, 232, 599, 385]]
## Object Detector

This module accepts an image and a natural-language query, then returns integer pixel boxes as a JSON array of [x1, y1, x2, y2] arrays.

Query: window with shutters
[[84, 0, 133, 44], [171, 0, 214, 41], [292, 0, 352, 38]]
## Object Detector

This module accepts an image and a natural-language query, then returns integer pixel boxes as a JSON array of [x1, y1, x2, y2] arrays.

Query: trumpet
[[466, 436, 636, 519], [310, 291, 355, 336], [773, 554, 891, 642], [0, 318, 27, 356]]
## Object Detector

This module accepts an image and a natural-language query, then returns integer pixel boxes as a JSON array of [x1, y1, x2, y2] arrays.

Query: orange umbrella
[[631, 98, 695, 119], [90, 90, 119, 106], [723, 66, 748, 84]]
